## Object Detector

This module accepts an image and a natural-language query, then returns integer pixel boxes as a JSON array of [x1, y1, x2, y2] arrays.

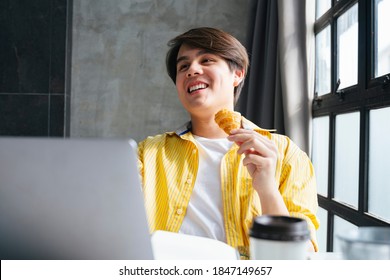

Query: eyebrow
[[176, 49, 209, 65]]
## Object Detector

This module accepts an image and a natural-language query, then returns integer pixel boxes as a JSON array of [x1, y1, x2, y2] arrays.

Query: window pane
[[334, 112, 360, 208], [316, 0, 331, 19], [317, 207, 328, 252], [312, 116, 329, 196], [375, 0, 390, 77], [337, 3, 358, 89], [316, 26, 331, 96], [368, 107, 390, 222], [333, 216, 358, 252]]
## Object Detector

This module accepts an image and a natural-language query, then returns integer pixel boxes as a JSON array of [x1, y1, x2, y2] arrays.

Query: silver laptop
[[0, 137, 153, 260]]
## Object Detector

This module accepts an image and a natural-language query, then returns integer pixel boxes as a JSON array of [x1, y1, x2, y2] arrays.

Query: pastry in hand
[[214, 109, 241, 135]]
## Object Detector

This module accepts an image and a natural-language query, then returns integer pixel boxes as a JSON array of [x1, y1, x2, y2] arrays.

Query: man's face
[[175, 44, 243, 117]]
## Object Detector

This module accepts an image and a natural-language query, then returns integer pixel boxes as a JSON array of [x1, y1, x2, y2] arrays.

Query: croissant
[[214, 109, 241, 135]]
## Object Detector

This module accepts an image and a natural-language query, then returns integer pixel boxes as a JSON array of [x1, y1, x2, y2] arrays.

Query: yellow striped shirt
[[137, 117, 319, 259]]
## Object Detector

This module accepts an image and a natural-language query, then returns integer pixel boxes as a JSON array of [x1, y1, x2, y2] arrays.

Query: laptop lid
[[0, 137, 153, 260]]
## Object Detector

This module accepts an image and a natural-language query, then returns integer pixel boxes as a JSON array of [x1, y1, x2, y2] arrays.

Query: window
[[312, 0, 390, 252]]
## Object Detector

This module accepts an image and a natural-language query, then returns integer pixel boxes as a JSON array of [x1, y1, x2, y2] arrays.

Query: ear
[[233, 68, 245, 87]]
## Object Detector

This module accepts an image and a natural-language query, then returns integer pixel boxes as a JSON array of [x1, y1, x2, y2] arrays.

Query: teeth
[[189, 83, 207, 93]]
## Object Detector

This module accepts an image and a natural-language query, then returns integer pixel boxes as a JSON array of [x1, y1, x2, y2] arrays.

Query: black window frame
[[313, 0, 390, 252]]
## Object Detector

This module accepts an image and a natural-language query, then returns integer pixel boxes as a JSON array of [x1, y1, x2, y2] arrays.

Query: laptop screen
[[0, 137, 153, 260]]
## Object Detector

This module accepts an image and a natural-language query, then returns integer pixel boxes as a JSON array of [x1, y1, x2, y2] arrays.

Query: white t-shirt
[[179, 135, 233, 242]]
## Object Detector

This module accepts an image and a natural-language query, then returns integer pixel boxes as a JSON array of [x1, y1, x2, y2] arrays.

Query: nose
[[186, 62, 202, 78]]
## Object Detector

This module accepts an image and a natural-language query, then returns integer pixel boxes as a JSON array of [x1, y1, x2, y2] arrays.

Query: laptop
[[0, 137, 153, 260]]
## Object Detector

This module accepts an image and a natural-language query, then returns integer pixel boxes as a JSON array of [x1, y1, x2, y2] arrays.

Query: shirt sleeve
[[278, 138, 320, 251]]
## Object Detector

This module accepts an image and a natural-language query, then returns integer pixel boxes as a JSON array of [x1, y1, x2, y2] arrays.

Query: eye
[[177, 63, 189, 72], [202, 57, 215, 64]]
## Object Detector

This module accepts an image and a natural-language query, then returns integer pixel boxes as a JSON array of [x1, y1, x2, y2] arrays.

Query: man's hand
[[227, 129, 278, 194], [228, 129, 289, 215]]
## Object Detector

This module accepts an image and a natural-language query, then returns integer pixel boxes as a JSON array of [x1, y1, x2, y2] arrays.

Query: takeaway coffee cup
[[249, 215, 310, 260]]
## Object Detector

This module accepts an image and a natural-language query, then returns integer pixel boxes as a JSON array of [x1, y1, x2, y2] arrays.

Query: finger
[[231, 133, 276, 156], [229, 128, 254, 135], [231, 129, 271, 147], [228, 131, 273, 148], [242, 153, 275, 172], [238, 138, 273, 157]]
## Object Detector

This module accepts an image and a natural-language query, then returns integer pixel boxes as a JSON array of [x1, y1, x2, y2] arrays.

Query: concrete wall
[[71, 0, 251, 142]]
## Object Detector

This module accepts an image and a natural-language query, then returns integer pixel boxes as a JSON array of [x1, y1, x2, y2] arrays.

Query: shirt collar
[[174, 121, 192, 136], [169, 117, 276, 138], [241, 118, 276, 138]]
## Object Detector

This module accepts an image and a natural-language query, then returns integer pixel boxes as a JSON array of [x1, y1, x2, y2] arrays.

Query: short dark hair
[[166, 27, 249, 105]]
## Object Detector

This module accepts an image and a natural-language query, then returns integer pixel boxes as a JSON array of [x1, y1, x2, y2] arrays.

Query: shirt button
[[176, 208, 183, 215], [192, 149, 197, 154], [186, 178, 191, 184]]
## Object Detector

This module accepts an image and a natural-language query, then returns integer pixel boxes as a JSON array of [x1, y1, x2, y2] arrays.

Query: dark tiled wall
[[0, 0, 70, 137]]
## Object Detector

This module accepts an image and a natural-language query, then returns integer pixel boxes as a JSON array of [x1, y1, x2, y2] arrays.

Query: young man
[[138, 27, 319, 259]]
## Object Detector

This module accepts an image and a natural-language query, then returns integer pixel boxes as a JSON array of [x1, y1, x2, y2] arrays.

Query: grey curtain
[[238, 0, 315, 154], [237, 0, 284, 133]]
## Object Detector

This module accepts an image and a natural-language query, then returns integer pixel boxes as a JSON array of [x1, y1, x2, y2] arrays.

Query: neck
[[190, 116, 228, 138]]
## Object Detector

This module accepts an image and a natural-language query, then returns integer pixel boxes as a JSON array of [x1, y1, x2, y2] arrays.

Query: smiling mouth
[[188, 83, 208, 94]]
